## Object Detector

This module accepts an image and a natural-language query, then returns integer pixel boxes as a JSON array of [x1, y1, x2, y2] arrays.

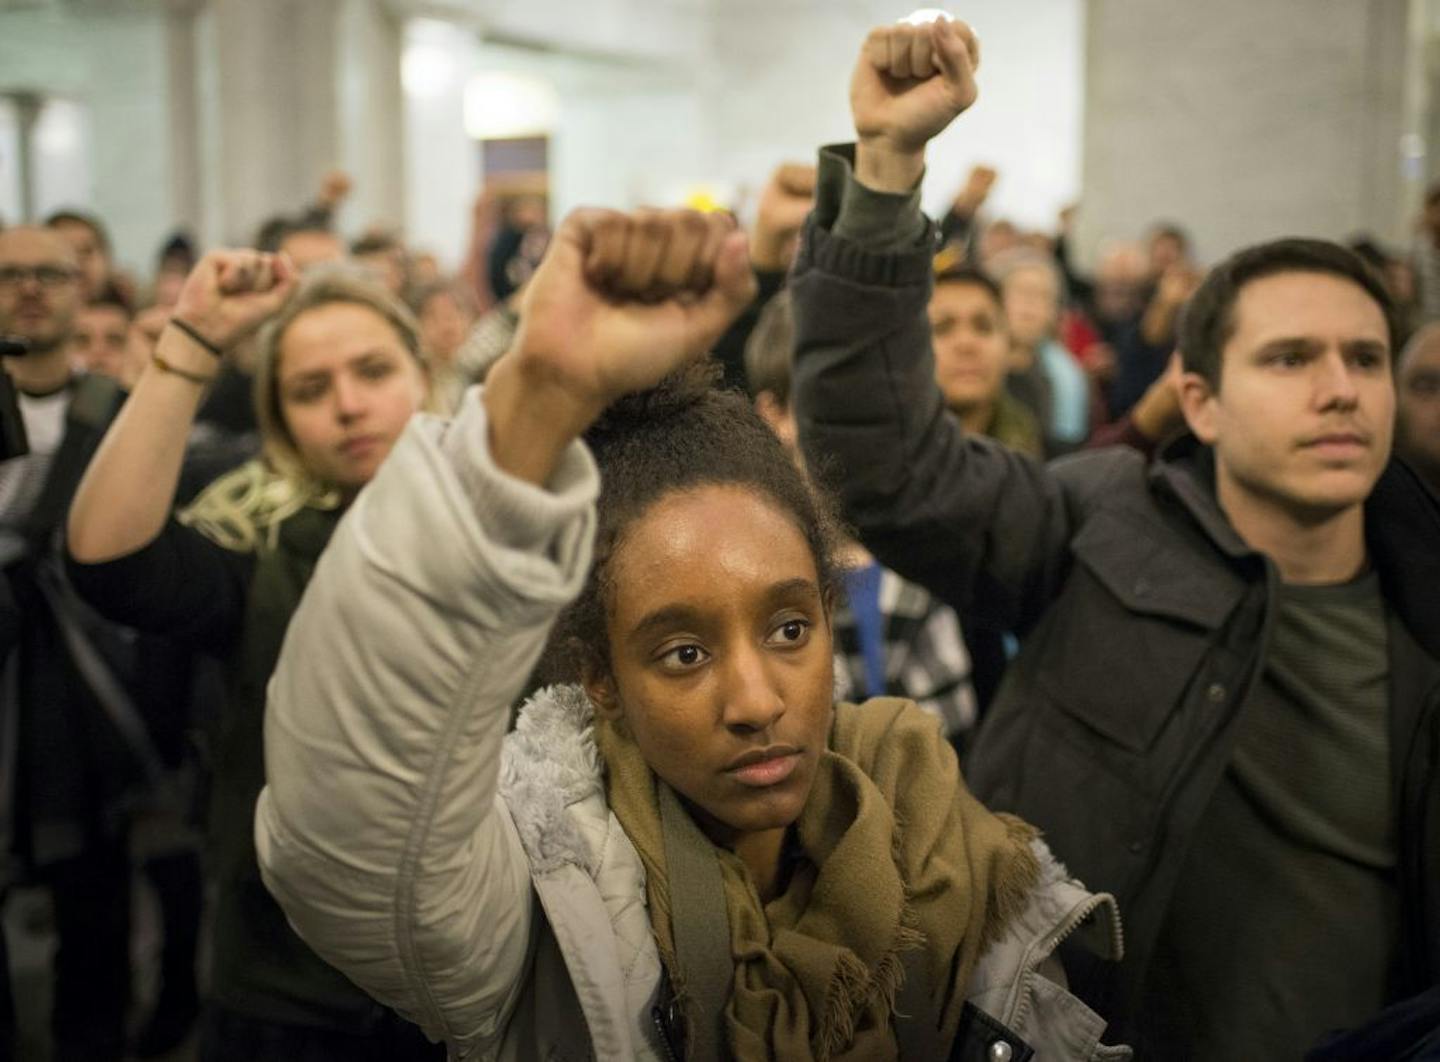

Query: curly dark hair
[[541, 360, 845, 684]]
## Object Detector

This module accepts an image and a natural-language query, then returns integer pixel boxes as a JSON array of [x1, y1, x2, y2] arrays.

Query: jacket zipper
[[1008, 891, 1125, 1032], [651, 1004, 681, 1062]]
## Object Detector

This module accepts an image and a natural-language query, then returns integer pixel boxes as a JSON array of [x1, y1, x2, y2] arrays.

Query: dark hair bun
[[541, 352, 845, 687], [582, 358, 723, 455]]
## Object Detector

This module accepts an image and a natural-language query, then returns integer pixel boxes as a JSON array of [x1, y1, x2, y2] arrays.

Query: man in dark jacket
[[0, 226, 140, 1061], [791, 16, 1440, 1058]]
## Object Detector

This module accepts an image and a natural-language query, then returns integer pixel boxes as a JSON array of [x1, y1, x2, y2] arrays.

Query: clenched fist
[[170, 250, 300, 353], [952, 163, 998, 217], [753, 163, 817, 271], [851, 14, 981, 193], [484, 207, 755, 485]]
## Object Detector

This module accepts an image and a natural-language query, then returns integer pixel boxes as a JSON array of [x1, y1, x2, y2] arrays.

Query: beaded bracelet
[[167, 317, 224, 359], [152, 352, 215, 386]]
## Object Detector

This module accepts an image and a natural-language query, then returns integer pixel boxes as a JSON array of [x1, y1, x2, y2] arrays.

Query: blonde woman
[[66, 252, 442, 1060]]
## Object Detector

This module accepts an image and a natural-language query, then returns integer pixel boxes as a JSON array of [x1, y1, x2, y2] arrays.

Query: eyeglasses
[[0, 265, 79, 289]]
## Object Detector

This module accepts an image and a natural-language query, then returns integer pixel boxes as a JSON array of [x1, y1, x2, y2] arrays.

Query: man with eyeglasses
[[0, 228, 84, 510], [0, 225, 135, 1061]]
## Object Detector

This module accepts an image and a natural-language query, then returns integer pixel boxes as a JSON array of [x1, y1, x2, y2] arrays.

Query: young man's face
[[71, 303, 131, 381], [1183, 271, 1394, 520], [929, 280, 1009, 416], [0, 228, 82, 351], [50, 219, 109, 300]]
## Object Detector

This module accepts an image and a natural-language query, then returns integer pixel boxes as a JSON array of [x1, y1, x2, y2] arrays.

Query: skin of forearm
[[855, 139, 925, 195], [1130, 382, 1180, 442], [749, 235, 791, 273], [67, 329, 215, 562], [1130, 400, 1166, 442], [480, 354, 600, 489], [1141, 299, 1179, 345]]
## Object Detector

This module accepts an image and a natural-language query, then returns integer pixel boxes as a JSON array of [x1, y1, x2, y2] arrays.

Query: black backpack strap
[[33, 557, 168, 796], [657, 781, 731, 1062], [14, 376, 168, 797]]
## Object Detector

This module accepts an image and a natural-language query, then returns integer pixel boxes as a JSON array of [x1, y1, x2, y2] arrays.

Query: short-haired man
[[1398, 322, 1440, 495], [44, 209, 113, 301], [791, 17, 1440, 1056], [71, 292, 135, 384], [0, 228, 86, 504], [927, 267, 1043, 458], [0, 226, 135, 1060]]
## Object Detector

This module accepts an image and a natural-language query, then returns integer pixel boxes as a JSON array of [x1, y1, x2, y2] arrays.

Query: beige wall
[[0, 4, 174, 272], [1079, 0, 1418, 265]]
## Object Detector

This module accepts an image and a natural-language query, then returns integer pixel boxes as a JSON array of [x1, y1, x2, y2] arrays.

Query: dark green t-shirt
[[1142, 572, 1398, 1059]]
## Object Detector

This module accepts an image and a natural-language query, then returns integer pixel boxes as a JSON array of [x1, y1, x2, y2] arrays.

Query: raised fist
[[952, 163, 997, 217], [851, 15, 980, 158], [753, 163, 817, 271], [1156, 264, 1201, 308], [317, 171, 353, 209], [511, 207, 755, 414], [170, 250, 299, 353]]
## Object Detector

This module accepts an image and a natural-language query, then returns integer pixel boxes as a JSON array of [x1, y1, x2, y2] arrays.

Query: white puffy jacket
[[255, 391, 1129, 1061]]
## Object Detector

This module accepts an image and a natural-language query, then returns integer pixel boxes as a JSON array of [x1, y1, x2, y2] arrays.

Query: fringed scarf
[[597, 697, 1039, 1061]]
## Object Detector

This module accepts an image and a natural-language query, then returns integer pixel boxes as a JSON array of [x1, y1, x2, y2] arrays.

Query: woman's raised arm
[[255, 207, 753, 1054], [67, 250, 296, 562]]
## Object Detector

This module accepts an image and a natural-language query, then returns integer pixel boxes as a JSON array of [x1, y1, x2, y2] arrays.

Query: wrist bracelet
[[152, 352, 215, 386], [168, 317, 225, 359]]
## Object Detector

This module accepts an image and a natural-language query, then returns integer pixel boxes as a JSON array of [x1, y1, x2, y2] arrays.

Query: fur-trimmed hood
[[498, 683, 606, 876], [493, 684, 1128, 1061]]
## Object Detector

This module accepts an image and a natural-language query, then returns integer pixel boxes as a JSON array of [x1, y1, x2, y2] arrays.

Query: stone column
[[164, 0, 204, 236], [1079, 0, 1417, 263], [197, 0, 402, 245]]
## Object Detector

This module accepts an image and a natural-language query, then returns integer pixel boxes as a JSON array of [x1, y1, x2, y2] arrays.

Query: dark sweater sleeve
[[65, 519, 253, 653], [293, 200, 336, 232], [937, 207, 979, 262], [790, 143, 1074, 634], [1054, 232, 1095, 308]]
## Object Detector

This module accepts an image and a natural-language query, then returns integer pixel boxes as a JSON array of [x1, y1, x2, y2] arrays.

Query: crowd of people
[[0, 11, 1437, 1062]]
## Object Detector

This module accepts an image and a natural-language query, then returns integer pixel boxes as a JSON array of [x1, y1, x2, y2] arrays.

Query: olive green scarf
[[597, 698, 1039, 1061]]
